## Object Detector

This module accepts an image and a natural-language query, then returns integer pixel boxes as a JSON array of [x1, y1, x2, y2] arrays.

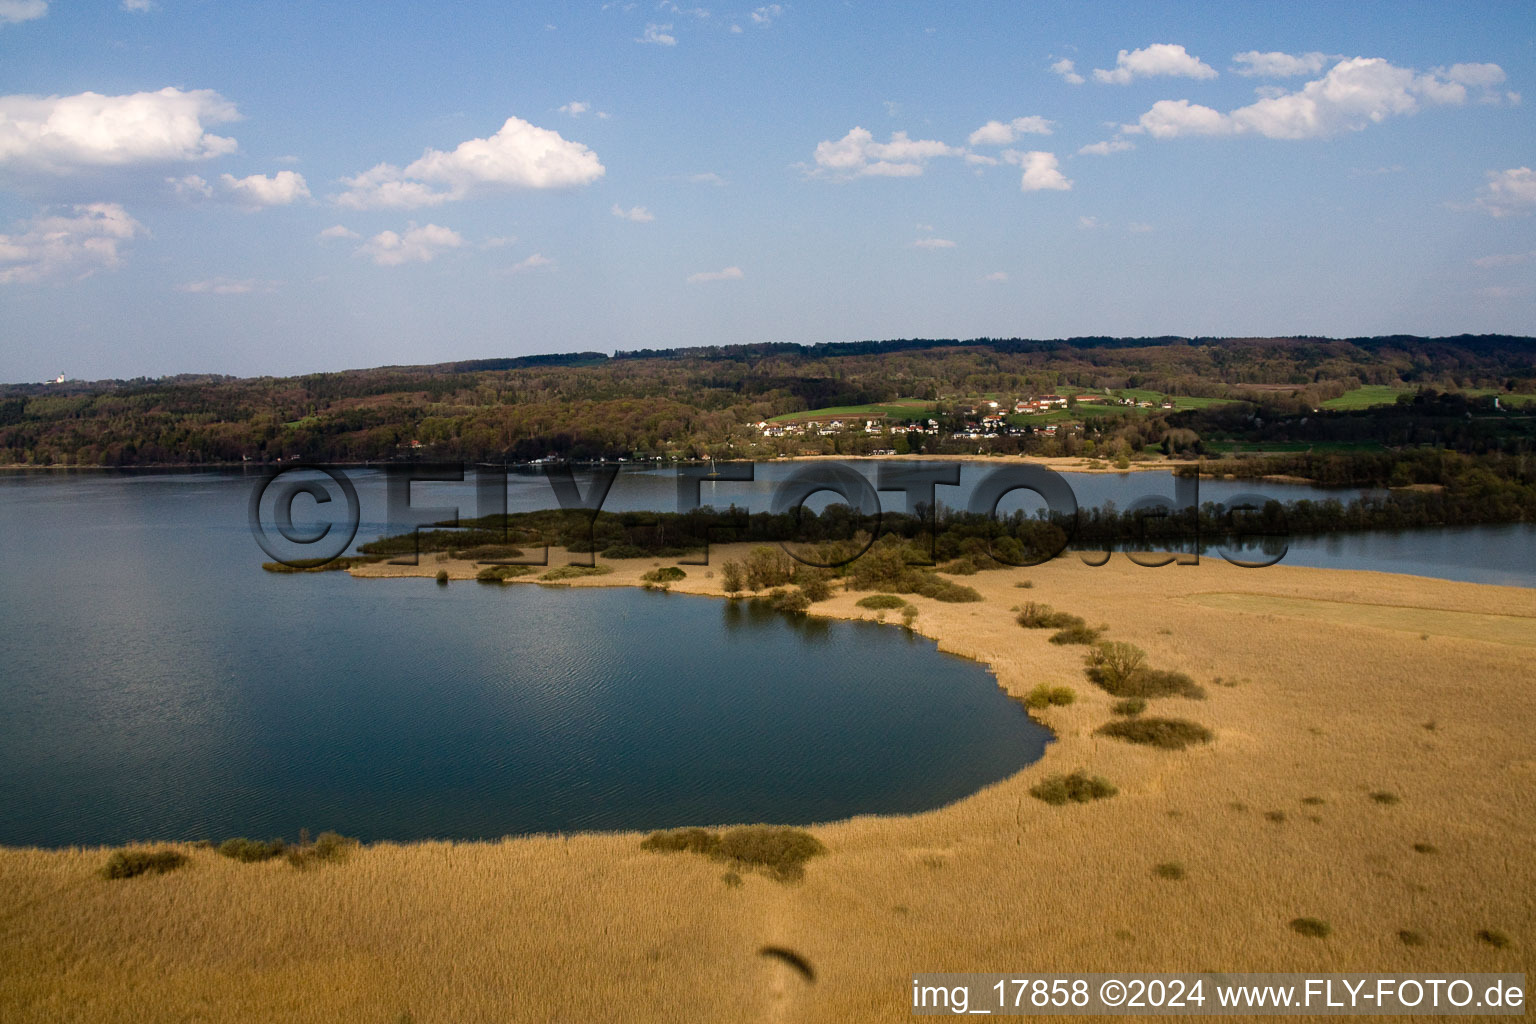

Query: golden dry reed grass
[[2, 546, 1533, 1022]]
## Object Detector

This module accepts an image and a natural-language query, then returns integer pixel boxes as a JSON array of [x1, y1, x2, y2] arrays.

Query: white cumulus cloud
[[968, 116, 1054, 146], [809, 127, 961, 179], [1231, 51, 1330, 77], [1093, 44, 1216, 85], [687, 265, 743, 283], [317, 224, 359, 242], [1471, 167, 1536, 218], [1078, 139, 1135, 156], [911, 237, 956, 249], [558, 101, 590, 116], [611, 203, 654, 222], [1126, 57, 1506, 140], [0, 87, 239, 177], [1050, 58, 1085, 85], [335, 116, 604, 209], [1006, 150, 1072, 191], [0, 203, 143, 284], [219, 170, 310, 207], [356, 223, 465, 266], [637, 23, 676, 45], [751, 4, 783, 26], [982, 271, 1008, 282], [507, 252, 553, 274], [0, 0, 46, 25]]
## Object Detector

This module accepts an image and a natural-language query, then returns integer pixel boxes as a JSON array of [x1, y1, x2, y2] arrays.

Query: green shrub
[[1112, 698, 1147, 716], [720, 560, 745, 594], [938, 556, 980, 575], [1290, 917, 1331, 938], [1029, 770, 1118, 805], [1412, 842, 1437, 854], [640, 827, 720, 855], [794, 566, 834, 602], [1096, 717, 1213, 750], [476, 564, 534, 582], [744, 546, 796, 590], [857, 594, 907, 610], [540, 564, 614, 582], [1049, 623, 1104, 645], [641, 566, 687, 587], [1016, 602, 1078, 629], [762, 587, 811, 614], [101, 848, 187, 880], [434, 569, 449, 585], [909, 574, 981, 603], [285, 831, 358, 868], [450, 544, 524, 561], [900, 605, 918, 629], [1132, 668, 1205, 699], [217, 837, 286, 862], [1084, 641, 1146, 689], [1369, 791, 1400, 805], [1024, 684, 1076, 709], [599, 544, 652, 559], [1014, 580, 1034, 589], [1153, 861, 1186, 880], [1085, 644, 1203, 698], [641, 825, 825, 881], [1398, 930, 1425, 946], [261, 555, 383, 573]]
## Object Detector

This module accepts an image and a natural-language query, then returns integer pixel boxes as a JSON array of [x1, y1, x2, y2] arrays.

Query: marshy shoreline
[[2, 549, 1532, 1022]]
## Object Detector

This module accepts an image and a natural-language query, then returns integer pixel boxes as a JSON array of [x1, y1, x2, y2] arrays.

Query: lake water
[[0, 469, 1048, 848], [1, 465, 1529, 847]]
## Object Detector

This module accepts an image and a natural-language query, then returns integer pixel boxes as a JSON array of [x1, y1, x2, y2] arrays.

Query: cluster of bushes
[[451, 544, 525, 561], [1015, 602, 1104, 645], [476, 564, 535, 582], [640, 825, 826, 881], [641, 565, 687, 590], [1083, 642, 1204, 699], [844, 537, 983, 602], [719, 546, 840, 611], [217, 831, 357, 868], [757, 588, 811, 614], [261, 555, 384, 574], [1029, 771, 1117, 805], [1096, 717, 1212, 750], [101, 848, 186, 879], [540, 564, 614, 582], [100, 831, 359, 879], [856, 594, 907, 610], [1024, 684, 1076, 709]]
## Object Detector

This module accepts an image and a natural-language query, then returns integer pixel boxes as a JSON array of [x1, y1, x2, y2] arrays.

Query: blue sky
[[0, 1, 1532, 381]]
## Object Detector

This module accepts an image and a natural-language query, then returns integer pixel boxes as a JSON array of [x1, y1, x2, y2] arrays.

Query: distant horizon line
[[9, 331, 1535, 389]]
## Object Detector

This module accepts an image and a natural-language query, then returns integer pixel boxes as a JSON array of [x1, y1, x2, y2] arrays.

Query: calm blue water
[[1, 465, 1530, 848], [0, 470, 1049, 848]]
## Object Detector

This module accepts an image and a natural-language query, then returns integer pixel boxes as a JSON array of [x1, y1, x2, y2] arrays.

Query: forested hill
[[2, 334, 1532, 467]]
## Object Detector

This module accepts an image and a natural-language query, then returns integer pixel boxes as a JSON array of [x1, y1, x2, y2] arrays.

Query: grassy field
[[1109, 388, 1235, 411], [1187, 592, 1536, 647], [1321, 385, 1411, 410], [2, 552, 1532, 1021], [768, 400, 935, 423]]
